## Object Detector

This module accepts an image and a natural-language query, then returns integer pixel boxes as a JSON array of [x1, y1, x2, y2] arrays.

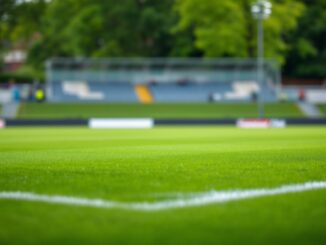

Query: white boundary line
[[1, 181, 326, 211]]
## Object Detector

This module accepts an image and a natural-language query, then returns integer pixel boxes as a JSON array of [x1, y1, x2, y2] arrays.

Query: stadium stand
[[46, 58, 280, 103], [49, 80, 277, 103], [52, 81, 138, 102]]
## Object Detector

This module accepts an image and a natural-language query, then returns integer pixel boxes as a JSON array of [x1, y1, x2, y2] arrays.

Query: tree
[[174, 0, 304, 64], [2, 0, 324, 81], [28, 0, 178, 65], [0, 0, 16, 51], [0, 0, 47, 78], [0, 0, 47, 48], [284, 0, 326, 78]]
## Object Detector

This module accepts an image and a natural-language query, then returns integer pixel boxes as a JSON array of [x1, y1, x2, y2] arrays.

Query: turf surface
[[0, 127, 326, 244], [18, 102, 303, 119], [318, 104, 326, 116]]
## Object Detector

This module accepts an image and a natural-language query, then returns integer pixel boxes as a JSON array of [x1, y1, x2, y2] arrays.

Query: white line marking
[[0, 181, 325, 211]]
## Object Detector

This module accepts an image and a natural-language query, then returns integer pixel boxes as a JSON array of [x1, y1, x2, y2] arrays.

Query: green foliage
[[0, 65, 45, 84], [0, 0, 16, 49], [263, 0, 304, 63], [175, 0, 248, 57], [29, 0, 177, 61], [0, 0, 325, 78], [0, 0, 47, 77], [175, 0, 304, 63], [0, 0, 46, 47], [284, 0, 326, 78]]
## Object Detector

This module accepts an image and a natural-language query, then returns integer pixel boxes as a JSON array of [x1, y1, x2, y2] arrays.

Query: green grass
[[1, 127, 326, 244], [18, 102, 303, 119], [318, 104, 326, 116]]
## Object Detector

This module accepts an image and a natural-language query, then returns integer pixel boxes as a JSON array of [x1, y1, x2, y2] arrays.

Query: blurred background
[[0, 0, 325, 119]]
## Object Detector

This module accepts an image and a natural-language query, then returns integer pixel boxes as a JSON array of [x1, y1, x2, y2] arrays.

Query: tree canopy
[[174, 0, 304, 64], [0, 0, 325, 78], [284, 0, 326, 78]]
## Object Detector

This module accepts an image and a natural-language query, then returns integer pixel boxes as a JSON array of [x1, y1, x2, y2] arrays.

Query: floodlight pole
[[257, 13, 264, 118], [252, 0, 271, 118]]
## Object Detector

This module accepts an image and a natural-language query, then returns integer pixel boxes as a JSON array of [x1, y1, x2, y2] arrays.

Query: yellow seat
[[135, 84, 153, 103]]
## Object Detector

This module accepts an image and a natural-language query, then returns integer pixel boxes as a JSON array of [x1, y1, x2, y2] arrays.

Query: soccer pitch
[[1, 127, 326, 244], [18, 102, 304, 119], [318, 105, 326, 116]]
